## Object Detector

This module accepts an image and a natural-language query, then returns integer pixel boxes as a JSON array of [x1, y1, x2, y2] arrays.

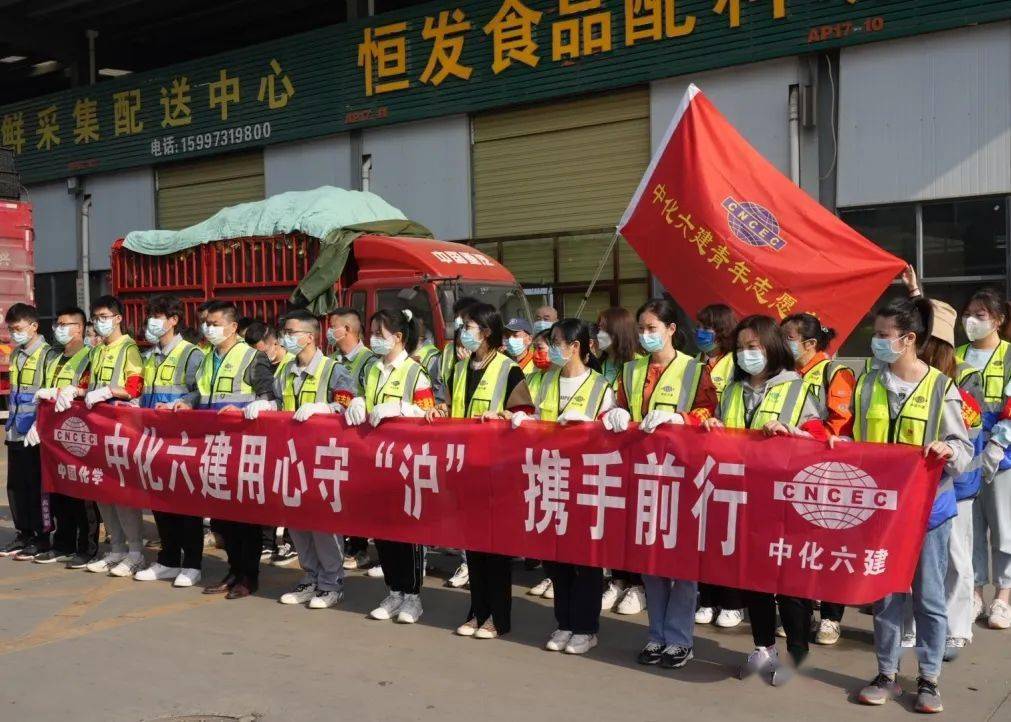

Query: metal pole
[[575, 228, 620, 319]]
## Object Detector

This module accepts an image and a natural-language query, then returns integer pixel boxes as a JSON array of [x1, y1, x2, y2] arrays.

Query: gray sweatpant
[[973, 468, 1011, 589], [97, 502, 144, 554], [289, 529, 345, 592]]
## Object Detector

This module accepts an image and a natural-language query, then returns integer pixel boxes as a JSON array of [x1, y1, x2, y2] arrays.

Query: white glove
[[557, 409, 593, 425], [54, 385, 79, 413], [294, 402, 332, 422], [84, 386, 114, 409], [345, 397, 367, 427], [640, 409, 684, 434], [243, 399, 276, 420], [34, 388, 57, 402], [601, 407, 631, 433], [982, 440, 1005, 483], [369, 401, 402, 427], [23, 423, 40, 447], [510, 410, 530, 429]]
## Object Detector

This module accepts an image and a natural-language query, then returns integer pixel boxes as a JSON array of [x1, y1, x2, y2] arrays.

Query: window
[[838, 195, 1009, 357], [377, 287, 437, 344], [349, 291, 366, 322]]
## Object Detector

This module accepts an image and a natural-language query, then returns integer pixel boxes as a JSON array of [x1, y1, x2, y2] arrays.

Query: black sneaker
[[13, 543, 40, 561], [914, 677, 943, 713], [33, 550, 74, 564], [658, 645, 694, 669], [0, 536, 27, 557], [637, 642, 664, 665], [271, 542, 298, 566], [65, 554, 94, 570]]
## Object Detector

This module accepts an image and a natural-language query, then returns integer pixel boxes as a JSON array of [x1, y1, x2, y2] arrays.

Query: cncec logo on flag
[[722, 197, 787, 251], [773, 462, 898, 530], [54, 416, 98, 458]]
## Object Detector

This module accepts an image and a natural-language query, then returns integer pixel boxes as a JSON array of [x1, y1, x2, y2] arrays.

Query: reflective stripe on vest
[[363, 358, 423, 412], [273, 352, 295, 379], [197, 343, 258, 409], [699, 353, 735, 403], [9, 342, 53, 433], [89, 336, 137, 391], [45, 347, 91, 389], [440, 343, 456, 383], [720, 378, 807, 430], [415, 344, 439, 372], [343, 348, 378, 395], [801, 358, 844, 401], [955, 340, 1011, 413], [450, 352, 515, 419], [281, 356, 339, 411], [534, 367, 609, 422], [623, 352, 702, 423], [853, 367, 948, 446], [141, 341, 199, 408]]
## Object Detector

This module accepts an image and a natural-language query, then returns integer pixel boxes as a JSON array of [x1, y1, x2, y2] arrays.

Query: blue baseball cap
[[505, 317, 533, 334]]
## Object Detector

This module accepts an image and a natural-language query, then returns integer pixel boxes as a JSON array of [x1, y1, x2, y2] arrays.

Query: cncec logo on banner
[[773, 462, 899, 530], [722, 197, 787, 251], [54, 416, 98, 458]]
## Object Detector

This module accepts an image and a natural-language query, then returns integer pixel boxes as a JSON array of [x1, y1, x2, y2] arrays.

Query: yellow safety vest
[[8, 340, 54, 434], [363, 356, 424, 412], [141, 339, 201, 407], [698, 352, 735, 403], [450, 351, 516, 419], [853, 366, 949, 446], [45, 346, 91, 389], [527, 370, 544, 400], [414, 343, 440, 372], [535, 368, 610, 422], [623, 352, 702, 423], [801, 357, 846, 401], [720, 378, 808, 430], [280, 355, 340, 411], [956, 341, 1011, 413], [440, 342, 456, 383], [273, 352, 295, 379], [196, 341, 258, 409], [89, 335, 140, 390]]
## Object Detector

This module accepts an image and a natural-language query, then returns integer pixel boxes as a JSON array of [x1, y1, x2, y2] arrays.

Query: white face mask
[[146, 317, 168, 340], [204, 325, 227, 346], [370, 334, 394, 357], [54, 325, 73, 346], [596, 330, 612, 352], [94, 318, 115, 338], [964, 316, 994, 342]]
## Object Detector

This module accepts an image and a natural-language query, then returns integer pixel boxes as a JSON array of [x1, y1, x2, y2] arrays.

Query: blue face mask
[[281, 333, 307, 355], [459, 329, 482, 352], [505, 336, 527, 358], [695, 328, 716, 353], [533, 320, 553, 334], [738, 349, 767, 375], [639, 332, 664, 354], [787, 339, 803, 360], [871, 337, 903, 364], [548, 345, 569, 367]]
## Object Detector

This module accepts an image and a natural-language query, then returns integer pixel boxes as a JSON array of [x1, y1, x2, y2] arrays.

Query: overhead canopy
[[123, 186, 411, 256]]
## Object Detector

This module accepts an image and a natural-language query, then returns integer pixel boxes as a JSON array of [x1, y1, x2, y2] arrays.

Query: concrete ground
[[0, 468, 1008, 720]]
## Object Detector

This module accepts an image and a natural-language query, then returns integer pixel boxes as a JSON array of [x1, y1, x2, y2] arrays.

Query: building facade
[[1, 0, 1008, 353]]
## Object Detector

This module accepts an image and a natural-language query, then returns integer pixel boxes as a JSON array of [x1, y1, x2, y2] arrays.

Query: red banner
[[39, 403, 940, 604], [618, 85, 904, 349]]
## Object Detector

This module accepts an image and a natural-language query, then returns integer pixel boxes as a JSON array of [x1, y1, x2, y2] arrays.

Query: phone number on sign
[[150, 122, 272, 158]]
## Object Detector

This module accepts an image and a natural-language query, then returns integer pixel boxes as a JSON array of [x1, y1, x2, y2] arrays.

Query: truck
[[111, 194, 529, 345], [0, 200, 35, 404]]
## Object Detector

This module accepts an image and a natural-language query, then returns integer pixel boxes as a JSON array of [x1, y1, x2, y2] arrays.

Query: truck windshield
[[438, 282, 531, 338]]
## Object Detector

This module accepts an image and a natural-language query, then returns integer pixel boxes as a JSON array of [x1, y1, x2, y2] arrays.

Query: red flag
[[618, 85, 904, 348]]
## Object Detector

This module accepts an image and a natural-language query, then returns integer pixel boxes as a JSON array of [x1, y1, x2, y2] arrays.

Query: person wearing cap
[[533, 305, 558, 334], [503, 317, 537, 375]]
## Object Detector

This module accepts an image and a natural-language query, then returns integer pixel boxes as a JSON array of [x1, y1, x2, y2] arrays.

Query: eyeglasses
[[92, 314, 119, 321]]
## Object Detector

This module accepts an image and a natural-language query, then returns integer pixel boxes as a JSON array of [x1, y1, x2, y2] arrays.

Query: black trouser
[[6, 443, 49, 548], [546, 561, 603, 634], [746, 592, 813, 666], [345, 536, 369, 556], [612, 569, 642, 586], [218, 520, 261, 584], [375, 539, 423, 594], [467, 550, 513, 634], [698, 583, 744, 610], [261, 526, 292, 551], [51, 493, 99, 557], [154, 511, 204, 570], [820, 602, 845, 623]]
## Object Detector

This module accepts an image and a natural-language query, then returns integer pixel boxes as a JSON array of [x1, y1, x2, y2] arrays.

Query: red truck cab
[[0, 201, 35, 400]]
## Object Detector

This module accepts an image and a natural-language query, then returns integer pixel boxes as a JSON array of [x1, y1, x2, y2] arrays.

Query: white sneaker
[[308, 589, 344, 609], [901, 632, 917, 648], [447, 563, 469, 588], [740, 646, 778, 679], [370, 592, 404, 620], [529, 577, 552, 596], [396, 594, 423, 624], [86, 552, 125, 574], [343, 552, 370, 570], [280, 583, 317, 605], [474, 618, 498, 639], [109, 554, 145, 578], [972, 592, 985, 621], [815, 619, 841, 645], [173, 568, 201, 587], [989, 599, 1011, 630], [456, 618, 478, 637], [602, 580, 626, 610], [695, 606, 715, 624], [133, 562, 179, 582], [546, 629, 573, 651], [366, 564, 385, 579], [542, 579, 554, 599], [716, 608, 744, 628], [564, 633, 598, 655], [617, 585, 646, 615]]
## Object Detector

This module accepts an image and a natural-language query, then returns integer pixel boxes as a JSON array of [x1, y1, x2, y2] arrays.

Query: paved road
[[0, 491, 1008, 720]]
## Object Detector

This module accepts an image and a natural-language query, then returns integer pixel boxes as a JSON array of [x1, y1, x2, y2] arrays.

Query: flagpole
[[575, 227, 620, 319]]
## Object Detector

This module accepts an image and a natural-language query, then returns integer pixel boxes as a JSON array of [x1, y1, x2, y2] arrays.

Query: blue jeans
[[643, 575, 697, 647], [873, 519, 951, 681]]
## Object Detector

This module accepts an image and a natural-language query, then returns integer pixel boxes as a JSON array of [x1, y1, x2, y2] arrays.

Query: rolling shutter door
[[156, 151, 265, 230]]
